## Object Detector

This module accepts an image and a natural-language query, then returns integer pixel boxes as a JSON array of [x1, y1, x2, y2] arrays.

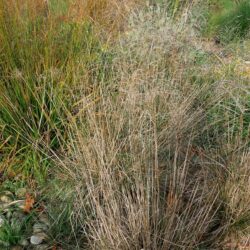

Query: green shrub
[[210, 0, 250, 42]]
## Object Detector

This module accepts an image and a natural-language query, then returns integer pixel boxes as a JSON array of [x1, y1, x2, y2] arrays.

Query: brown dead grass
[[2, 0, 140, 39], [54, 5, 250, 248], [69, 0, 141, 35]]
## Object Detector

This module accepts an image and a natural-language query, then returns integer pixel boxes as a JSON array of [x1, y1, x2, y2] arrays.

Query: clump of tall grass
[[0, 0, 105, 179], [222, 150, 250, 237], [1, 0, 249, 248], [57, 5, 250, 249]]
